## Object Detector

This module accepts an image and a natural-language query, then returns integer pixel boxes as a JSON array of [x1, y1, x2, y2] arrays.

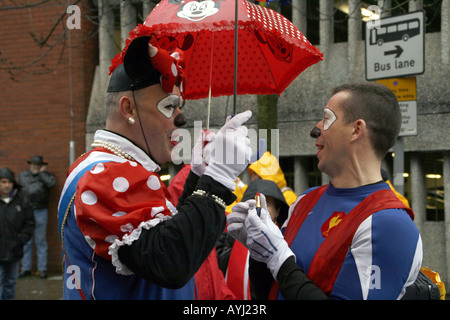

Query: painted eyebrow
[[323, 108, 337, 131]]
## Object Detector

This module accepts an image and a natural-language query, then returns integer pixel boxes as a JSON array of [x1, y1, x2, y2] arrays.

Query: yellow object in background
[[421, 267, 446, 300]]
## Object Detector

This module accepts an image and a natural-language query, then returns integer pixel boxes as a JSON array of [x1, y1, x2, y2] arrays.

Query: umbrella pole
[[207, 87, 211, 129], [207, 33, 215, 130], [233, 0, 238, 115]]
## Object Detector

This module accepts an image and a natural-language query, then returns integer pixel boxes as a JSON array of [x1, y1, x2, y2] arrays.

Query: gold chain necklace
[[91, 140, 136, 161]]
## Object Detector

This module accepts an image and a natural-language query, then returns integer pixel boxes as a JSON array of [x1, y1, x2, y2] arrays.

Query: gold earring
[[128, 117, 135, 125]]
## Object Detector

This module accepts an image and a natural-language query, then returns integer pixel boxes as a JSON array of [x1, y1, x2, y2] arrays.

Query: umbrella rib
[[185, 31, 201, 97], [247, 28, 279, 93], [233, 0, 239, 114]]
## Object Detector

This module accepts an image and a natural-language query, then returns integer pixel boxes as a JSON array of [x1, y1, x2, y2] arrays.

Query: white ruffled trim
[[108, 213, 172, 276], [93, 130, 161, 173]]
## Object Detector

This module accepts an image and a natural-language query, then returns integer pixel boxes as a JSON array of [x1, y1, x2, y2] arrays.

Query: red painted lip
[[170, 130, 180, 147], [316, 143, 324, 156]]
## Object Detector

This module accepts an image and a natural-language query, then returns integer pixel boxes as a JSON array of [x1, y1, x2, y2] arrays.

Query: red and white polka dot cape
[[68, 130, 177, 275]]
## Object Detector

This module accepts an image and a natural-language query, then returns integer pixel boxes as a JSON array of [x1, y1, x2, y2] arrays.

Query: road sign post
[[376, 77, 418, 196], [366, 11, 425, 80], [366, 11, 425, 196]]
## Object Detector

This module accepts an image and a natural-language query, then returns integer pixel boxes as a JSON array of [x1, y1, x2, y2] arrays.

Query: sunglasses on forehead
[[156, 94, 185, 119]]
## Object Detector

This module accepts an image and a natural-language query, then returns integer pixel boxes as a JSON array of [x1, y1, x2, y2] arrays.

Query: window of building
[[424, 152, 444, 221], [279, 156, 322, 193], [306, 0, 320, 45], [279, 156, 295, 190], [424, 0, 442, 33], [402, 151, 444, 221], [304, 0, 443, 45], [334, 4, 349, 43]]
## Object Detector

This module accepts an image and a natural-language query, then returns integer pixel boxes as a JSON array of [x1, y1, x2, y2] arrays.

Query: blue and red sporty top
[[279, 182, 422, 300]]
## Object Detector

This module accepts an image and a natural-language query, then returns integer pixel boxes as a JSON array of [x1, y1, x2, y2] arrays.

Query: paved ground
[[15, 273, 63, 300], [14, 273, 449, 300]]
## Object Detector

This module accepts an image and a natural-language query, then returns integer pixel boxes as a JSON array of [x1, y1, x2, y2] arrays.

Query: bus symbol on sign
[[365, 11, 425, 80], [370, 18, 420, 46]]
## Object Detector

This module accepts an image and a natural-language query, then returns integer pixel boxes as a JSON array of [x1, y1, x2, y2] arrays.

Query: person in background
[[217, 179, 289, 299], [18, 156, 56, 278], [225, 151, 297, 214], [247, 152, 297, 206], [0, 167, 34, 299]]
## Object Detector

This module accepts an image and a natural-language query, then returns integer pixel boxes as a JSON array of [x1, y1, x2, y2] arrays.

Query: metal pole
[[233, 0, 238, 114], [207, 33, 215, 129], [393, 137, 405, 195], [68, 9, 75, 165]]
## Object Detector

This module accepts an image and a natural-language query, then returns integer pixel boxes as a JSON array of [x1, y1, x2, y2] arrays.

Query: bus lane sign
[[365, 10, 425, 80]]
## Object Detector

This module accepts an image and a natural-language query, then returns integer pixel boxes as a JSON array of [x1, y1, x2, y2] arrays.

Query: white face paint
[[156, 94, 184, 119], [177, 0, 220, 22], [322, 108, 337, 131]]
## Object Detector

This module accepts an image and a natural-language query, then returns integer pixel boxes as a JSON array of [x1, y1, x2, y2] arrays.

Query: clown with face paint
[[228, 82, 424, 300], [58, 35, 252, 300]]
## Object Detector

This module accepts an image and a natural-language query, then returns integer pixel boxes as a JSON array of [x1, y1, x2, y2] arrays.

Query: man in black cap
[[18, 156, 56, 278], [58, 34, 252, 299]]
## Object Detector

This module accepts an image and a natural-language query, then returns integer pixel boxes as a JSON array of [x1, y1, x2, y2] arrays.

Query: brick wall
[[0, 0, 97, 273]]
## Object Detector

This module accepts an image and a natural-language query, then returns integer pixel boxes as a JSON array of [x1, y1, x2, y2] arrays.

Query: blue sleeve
[[331, 209, 422, 300]]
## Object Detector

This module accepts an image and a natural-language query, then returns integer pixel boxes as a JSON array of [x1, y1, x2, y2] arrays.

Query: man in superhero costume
[[58, 34, 252, 299], [227, 82, 422, 300]]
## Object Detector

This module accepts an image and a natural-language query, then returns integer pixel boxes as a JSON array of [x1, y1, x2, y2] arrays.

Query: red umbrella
[[111, 0, 322, 113]]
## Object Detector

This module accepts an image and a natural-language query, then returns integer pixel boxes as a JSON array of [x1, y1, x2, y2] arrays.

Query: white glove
[[227, 193, 269, 246], [204, 110, 252, 190], [245, 203, 295, 279], [226, 199, 256, 246], [191, 129, 215, 177]]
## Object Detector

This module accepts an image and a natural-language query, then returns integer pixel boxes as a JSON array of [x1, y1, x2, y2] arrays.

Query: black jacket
[[0, 189, 35, 262], [18, 170, 56, 209], [118, 171, 236, 289]]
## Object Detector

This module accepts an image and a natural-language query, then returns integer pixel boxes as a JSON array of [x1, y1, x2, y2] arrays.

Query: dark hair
[[331, 82, 401, 159]]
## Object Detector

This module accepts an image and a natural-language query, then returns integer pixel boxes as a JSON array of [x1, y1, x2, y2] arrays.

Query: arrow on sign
[[384, 45, 404, 58]]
